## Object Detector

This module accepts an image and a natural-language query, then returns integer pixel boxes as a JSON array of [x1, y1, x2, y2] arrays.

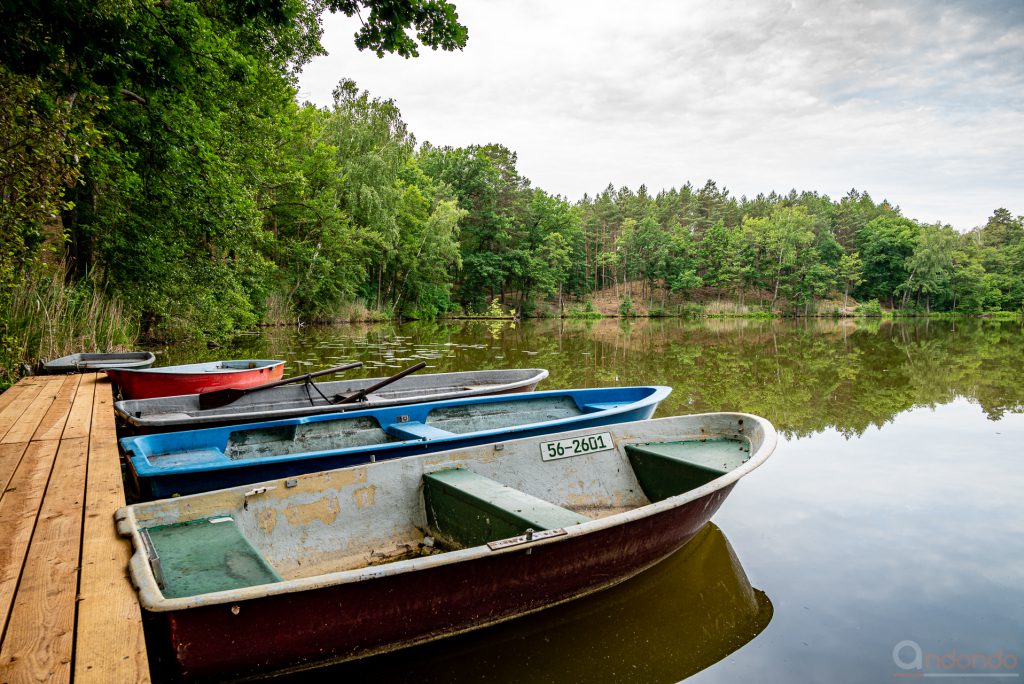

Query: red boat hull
[[156, 483, 736, 680], [107, 362, 285, 400]]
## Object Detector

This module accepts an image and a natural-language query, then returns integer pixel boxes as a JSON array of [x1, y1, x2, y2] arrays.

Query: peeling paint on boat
[[282, 496, 340, 527]]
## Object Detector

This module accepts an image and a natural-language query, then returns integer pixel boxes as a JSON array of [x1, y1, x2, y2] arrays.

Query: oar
[[198, 362, 364, 410], [331, 361, 427, 405]]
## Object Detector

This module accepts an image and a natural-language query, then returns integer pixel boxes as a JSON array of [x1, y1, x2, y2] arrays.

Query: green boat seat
[[143, 517, 281, 598], [625, 438, 751, 503], [423, 468, 590, 549], [385, 421, 456, 441]]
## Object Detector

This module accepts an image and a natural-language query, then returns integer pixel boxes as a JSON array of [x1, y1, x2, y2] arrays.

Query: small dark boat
[[41, 352, 156, 374], [116, 412, 777, 680], [106, 359, 285, 400], [119, 386, 671, 498], [114, 368, 549, 432]]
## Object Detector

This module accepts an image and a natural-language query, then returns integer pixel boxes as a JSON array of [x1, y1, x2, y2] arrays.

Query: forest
[[1, 1, 1022, 382]]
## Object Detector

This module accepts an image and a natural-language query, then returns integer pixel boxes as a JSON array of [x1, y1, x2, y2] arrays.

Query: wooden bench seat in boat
[[423, 469, 591, 549], [142, 517, 281, 598], [385, 420, 456, 441], [625, 438, 751, 503], [581, 401, 632, 412]]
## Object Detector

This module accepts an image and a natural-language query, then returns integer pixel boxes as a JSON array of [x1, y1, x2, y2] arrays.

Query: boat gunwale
[[117, 411, 778, 613], [42, 351, 157, 372], [122, 385, 672, 477], [114, 368, 551, 427], [107, 359, 285, 376]]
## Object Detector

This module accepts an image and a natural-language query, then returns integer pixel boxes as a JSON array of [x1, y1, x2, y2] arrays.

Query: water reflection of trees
[[499, 318, 1024, 438], [173, 317, 1023, 440]]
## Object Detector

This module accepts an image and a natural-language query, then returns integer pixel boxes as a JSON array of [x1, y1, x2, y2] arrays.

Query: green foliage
[[484, 298, 510, 318], [855, 215, 920, 305], [1, 0, 1021, 386], [331, 0, 469, 58], [897, 223, 958, 312], [0, 66, 100, 293], [857, 299, 884, 317], [838, 251, 864, 308], [0, 0, 471, 375], [0, 263, 138, 385], [568, 301, 603, 319]]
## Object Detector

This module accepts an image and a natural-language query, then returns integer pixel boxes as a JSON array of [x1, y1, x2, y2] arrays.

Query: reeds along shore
[[0, 263, 137, 385]]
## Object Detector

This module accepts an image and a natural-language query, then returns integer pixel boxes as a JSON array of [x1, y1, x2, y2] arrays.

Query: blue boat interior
[[128, 390, 657, 471]]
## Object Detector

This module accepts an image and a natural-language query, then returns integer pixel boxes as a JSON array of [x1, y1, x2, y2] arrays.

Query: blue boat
[[121, 386, 671, 498]]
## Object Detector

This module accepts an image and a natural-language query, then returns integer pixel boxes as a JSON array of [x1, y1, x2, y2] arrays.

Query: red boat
[[106, 360, 285, 400]]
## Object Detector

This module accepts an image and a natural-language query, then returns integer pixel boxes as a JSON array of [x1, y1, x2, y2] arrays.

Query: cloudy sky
[[298, 0, 1024, 230]]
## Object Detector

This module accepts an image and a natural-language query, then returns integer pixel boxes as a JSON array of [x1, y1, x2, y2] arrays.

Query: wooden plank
[[30, 376, 82, 443], [0, 440, 60, 641], [0, 376, 54, 412], [0, 442, 30, 506], [0, 437, 87, 683], [0, 381, 46, 441], [74, 379, 150, 683], [61, 374, 96, 440], [1, 377, 63, 445], [0, 383, 29, 413]]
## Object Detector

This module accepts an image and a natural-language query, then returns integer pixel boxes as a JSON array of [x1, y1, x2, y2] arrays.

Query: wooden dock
[[0, 374, 149, 683]]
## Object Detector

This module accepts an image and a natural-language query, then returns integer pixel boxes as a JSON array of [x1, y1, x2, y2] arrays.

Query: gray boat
[[114, 367, 549, 432], [42, 351, 156, 374]]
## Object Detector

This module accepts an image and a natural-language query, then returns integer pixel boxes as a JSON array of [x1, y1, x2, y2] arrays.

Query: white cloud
[[298, 0, 1024, 229]]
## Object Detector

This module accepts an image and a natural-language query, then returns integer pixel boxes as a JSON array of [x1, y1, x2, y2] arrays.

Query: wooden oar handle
[[197, 361, 364, 410], [299, 362, 364, 383], [258, 361, 364, 391], [333, 361, 427, 404]]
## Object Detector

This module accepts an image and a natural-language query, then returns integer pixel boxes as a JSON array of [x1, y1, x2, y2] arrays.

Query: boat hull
[[41, 352, 156, 374], [321, 522, 773, 684], [114, 368, 549, 433], [157, 483, 735, 680], [108, 360, 285, 400]]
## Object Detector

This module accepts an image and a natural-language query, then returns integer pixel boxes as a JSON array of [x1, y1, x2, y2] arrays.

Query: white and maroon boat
[[117, 411, 777, 680]]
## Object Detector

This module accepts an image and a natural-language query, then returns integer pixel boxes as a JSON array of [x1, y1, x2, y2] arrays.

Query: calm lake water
[[158, 317, 1024, 682]]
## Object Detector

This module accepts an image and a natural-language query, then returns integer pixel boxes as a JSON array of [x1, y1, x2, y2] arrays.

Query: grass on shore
[[1, 264, 139, 385]]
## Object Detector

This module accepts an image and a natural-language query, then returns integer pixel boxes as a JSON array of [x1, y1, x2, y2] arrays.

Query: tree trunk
[[376, 265, 382, 310]]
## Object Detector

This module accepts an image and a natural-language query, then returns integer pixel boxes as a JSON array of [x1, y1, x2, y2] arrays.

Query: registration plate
[[540, 432, 614, 461]]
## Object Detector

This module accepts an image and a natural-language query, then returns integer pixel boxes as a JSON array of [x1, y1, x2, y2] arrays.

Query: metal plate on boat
[[487, 528, 567, 550], [540, 432, 614, 461]]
